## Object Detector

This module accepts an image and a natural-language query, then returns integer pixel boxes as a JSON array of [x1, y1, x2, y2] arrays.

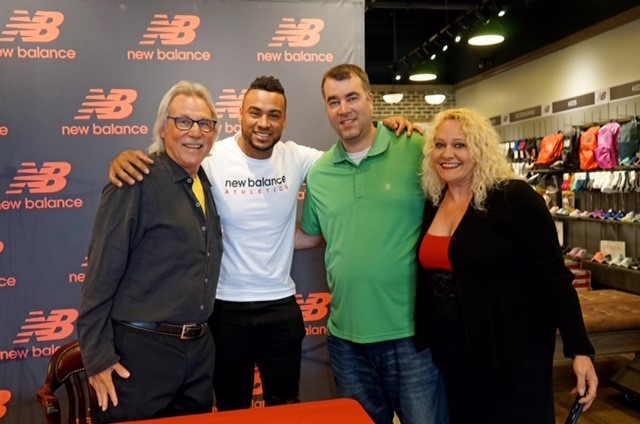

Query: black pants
[[210, 296, 305, 411], [95, 322, 215, 423]]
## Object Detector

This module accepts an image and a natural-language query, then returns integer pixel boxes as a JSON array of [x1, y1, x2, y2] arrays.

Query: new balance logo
[[215, 89, 246, 120], [216, 89, 247, 134], [74, 88, 137, 120], [139, 14, 200, 45], [0, 10, 64, 43], [268, 18, 324, 48], [5, 162, 71, 195], [296, 293, 331, 322], [13, 309, 78, 344], [0, 390, 10, 419]]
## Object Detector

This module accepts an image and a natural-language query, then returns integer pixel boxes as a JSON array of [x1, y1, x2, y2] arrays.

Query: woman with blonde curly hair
[[414, 108, 598, 423]]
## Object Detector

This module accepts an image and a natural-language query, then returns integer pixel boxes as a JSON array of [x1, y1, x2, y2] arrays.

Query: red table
[[123, 398, 374, 423]]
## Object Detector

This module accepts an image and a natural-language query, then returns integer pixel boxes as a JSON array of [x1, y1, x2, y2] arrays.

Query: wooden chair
[[36, 339, 95, 424]]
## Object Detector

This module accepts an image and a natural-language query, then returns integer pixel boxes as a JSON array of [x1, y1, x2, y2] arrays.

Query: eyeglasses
[[167, 116, 217, 133]]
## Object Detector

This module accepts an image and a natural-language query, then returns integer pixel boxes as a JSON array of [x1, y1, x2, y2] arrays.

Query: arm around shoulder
[[109, 150, 154, 187], [295, 223, 324, 250]]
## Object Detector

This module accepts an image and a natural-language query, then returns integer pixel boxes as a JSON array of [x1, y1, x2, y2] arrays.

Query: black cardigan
[[415, 179, 594, 420]]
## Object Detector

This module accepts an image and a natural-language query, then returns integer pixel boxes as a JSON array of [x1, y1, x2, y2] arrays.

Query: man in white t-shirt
[[108, 76, 419, 410]]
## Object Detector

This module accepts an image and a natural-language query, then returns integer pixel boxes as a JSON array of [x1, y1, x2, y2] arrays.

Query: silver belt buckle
[[181, 323, 198, 340]]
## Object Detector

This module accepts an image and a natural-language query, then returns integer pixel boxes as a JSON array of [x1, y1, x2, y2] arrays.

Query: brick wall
[[372, 85, 456, 123]]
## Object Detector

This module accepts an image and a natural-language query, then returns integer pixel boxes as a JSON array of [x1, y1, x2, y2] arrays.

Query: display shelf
[[553, 215, 640, 226]]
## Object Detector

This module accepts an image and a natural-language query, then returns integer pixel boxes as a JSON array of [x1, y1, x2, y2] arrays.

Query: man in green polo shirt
[[298, 64, 448, 424]]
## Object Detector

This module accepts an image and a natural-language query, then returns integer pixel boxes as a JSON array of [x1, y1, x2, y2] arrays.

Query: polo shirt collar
[[331, 122, 389, 164]]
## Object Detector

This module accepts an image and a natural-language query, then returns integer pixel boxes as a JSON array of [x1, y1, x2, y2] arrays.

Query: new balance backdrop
[[0, 1, 364, 421]]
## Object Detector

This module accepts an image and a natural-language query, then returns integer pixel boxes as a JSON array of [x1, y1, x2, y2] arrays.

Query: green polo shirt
[[301, 124, 425, 343]]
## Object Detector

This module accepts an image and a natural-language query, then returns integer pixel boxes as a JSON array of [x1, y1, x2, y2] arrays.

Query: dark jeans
[[95, 322, 215, 423], [210, 295, 305, 411], [327, 334, 449, 424]]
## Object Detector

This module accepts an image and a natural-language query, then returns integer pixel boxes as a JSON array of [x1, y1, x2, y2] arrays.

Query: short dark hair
[[321, 64, 371, 98], [246, 76, 287, 109], [249, 75, 285, 95]]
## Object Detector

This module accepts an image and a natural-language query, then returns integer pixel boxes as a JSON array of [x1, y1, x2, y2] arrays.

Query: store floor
[[554, 354, 640, 423], [389, 354, 640, 423]]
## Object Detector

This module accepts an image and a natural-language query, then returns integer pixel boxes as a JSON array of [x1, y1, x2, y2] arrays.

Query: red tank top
[[419, 233, 453, 272]]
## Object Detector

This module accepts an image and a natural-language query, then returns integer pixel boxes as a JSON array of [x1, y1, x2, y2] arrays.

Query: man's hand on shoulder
[[382, 116, 425, 137], [109, 150, 154, 187]]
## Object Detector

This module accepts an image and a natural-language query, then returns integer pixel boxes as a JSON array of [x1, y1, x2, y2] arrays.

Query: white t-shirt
[[201, 134, 322, 301]]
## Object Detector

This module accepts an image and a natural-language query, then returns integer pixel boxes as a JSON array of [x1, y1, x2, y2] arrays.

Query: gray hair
[[149, 80, 219, 154]]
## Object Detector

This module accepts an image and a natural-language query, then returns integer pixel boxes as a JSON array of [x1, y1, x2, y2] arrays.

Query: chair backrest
[[36, 339, 95, 424]]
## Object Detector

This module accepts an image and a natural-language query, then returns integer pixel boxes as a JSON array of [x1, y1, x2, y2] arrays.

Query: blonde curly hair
[[421, 108, 518, 211]]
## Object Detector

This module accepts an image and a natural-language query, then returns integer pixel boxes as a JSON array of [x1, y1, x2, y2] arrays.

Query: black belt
[[120, 321, 208, 340]]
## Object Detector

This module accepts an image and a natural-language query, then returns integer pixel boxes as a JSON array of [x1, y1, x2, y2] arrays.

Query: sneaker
[[621, 211, 636, 222], [589, 209, 605, 219], [566, 247, 582, 258], [629, 171, 638, 191], [591, 251, 605, 263], [574, 248, 589, 259], [613, 210, 626, 220], [569, 209, 582, 218], [601, 172, 614, 193], [550, 160, 564, 170], [620, 157, 633, 167], [619, 257, 635, 268], [610, 254, 625, 266]]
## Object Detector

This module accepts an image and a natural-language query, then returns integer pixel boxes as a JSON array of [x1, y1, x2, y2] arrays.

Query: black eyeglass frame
[[167, 116, 217, 133]]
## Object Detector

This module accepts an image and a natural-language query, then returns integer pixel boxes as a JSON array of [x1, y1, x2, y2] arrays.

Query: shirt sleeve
[[300, 177, 322, 236], [78, 183, 142, 376], [505, 180, 594, 358]]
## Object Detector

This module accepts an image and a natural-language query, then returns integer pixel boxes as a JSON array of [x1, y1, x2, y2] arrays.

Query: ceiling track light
[[393, 0, 507, 82], [409, 61, 437, 82], [468, 18, 505, 46]]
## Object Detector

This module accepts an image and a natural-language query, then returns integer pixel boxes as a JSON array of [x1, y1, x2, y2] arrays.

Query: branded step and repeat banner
[[0, 1, 364, 421]]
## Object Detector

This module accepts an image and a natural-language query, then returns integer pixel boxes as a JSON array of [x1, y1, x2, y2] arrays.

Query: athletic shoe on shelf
[[569, 209, 582, 218], [574, 248, 588, 259], [610, 254, 625, 266], [566, 247, 582, 257], [601, 254, 613, 264], [589, 209, 605, 219], [591, 251, 605, 263], [619, 257, 635, 268], [621, 211, 636, 222], [612, 210, 626, 220]]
